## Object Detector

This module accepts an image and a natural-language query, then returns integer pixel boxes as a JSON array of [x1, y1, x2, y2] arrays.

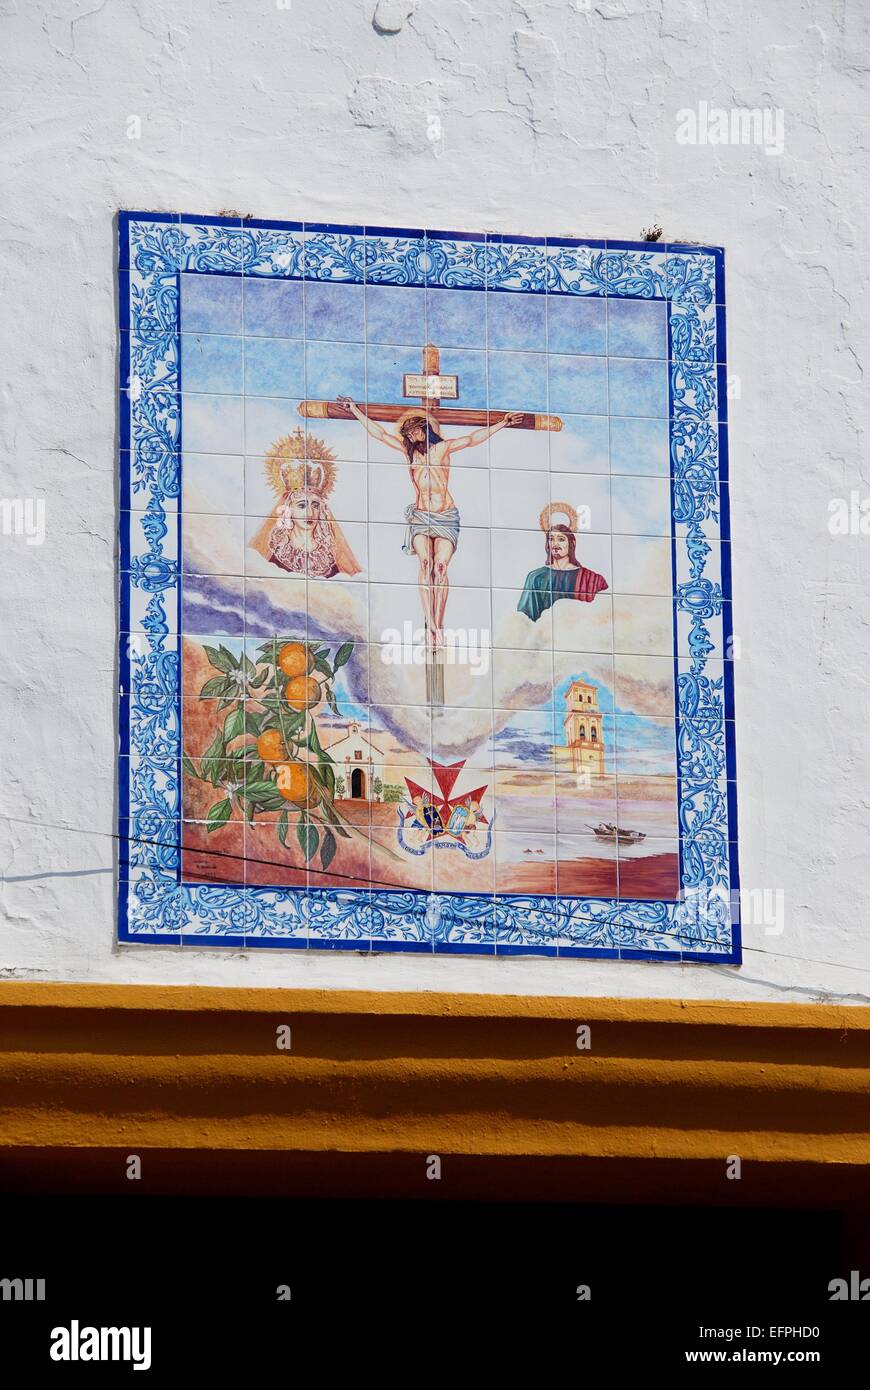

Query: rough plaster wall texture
[[1, 0, 868, 1003]]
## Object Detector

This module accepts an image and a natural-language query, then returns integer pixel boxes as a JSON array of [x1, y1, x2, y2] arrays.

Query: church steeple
[[563, 679, 605, 777]]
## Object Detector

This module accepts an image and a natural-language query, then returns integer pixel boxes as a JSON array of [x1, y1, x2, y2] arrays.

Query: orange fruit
[[284, 674, 321, 711], [276, 762, 312, 804], [256, 729, 286, 764], [278, 642, 313, 678]]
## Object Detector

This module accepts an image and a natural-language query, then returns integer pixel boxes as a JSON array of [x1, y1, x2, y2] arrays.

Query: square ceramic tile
[[611, 474, 672, 534], [183, 512, 245, 577], [425, 285, 486, 347], [612, 586, 673, 647], [180, 271, 243, 335], [609, 416, 670, 476], [608, 358, 669, 419], [546, 295, 606, 356], [611, 534, 674, 596], [548, 354, 608, 415], [606, 298, 668, 359], [119, 214, 737, 960], [490, 469, 551, 530], [244, 337, 305, 398], [181, 334, 244, 394], [491, 707, 559, 770], [183, 452, 244, 516], [182, 392, 245, 454], [486, 289, 547, 352], [487, 350, 548, 414], [304, 279, 365, 341], [243, 277, 304, 338], [305, 339, 365, 400], [613, 653, 676, 718], [549, 413, 610, 475], [243, 396, 309, 457], [366, 283, 426, 346]]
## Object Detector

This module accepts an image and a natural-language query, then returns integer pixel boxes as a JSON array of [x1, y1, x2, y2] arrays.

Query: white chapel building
[[324, 721, 386, 801]]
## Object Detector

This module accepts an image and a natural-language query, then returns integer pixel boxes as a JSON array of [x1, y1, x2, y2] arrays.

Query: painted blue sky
[[179, 272, 669, 427]]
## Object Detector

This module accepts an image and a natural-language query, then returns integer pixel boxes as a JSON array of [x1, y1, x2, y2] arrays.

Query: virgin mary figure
[[518, 504, 608, 622], [249, 430, 361, 578]]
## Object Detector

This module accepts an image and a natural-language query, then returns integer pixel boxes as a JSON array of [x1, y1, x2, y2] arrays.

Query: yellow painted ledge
[[0, 984, 868, 1200]]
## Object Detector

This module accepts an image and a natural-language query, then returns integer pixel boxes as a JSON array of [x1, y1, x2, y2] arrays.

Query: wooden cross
[[298, 344, 563, 705], [298, 342, 564, 433]]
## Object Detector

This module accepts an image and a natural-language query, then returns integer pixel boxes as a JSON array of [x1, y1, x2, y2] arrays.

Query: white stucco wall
[[2, 0, 868, 1003]]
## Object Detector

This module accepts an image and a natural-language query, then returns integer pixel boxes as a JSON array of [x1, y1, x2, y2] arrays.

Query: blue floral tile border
[[117, 212, 739, 963]]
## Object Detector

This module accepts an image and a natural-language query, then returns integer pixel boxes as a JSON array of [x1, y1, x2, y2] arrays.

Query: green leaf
[[333, 641, 353, 670], [249, 667, 270, 688], [206, 798, 232, 832], [320, 828, 337, 872], [306, 722, 332, 762], [243, 789, 287, 813], [223, 705, 245, 741], [219, 644, 240, 670], [319, 801, 351, 839], [277, 808, 289, 848], [311, 762, 336, 799], [181, 754, 198, 780], [204, 645, 236, 674], [241, 652, 256, 677], [313, 654, 333, 679], [245, 778, 281, 800], [201, 733, 227, 786], [297, 820, 320, 861], [200, 676, 232, 698]]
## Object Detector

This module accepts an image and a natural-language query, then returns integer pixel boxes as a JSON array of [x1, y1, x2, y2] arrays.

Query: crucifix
[[299, 343, 563, 705]]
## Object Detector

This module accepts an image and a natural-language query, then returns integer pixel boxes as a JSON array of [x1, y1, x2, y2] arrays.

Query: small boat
[[587, 822, 646, 845]]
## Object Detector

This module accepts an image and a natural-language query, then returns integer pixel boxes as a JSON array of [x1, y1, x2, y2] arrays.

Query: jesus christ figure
[[338, 398, 522, 649]]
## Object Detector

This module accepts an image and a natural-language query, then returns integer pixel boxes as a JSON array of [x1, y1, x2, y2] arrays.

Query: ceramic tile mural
[[118, 213, 739, 960]]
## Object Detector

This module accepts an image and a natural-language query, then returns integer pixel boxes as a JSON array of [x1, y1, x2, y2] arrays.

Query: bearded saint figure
[[250, 430, 361, 578], [517, 504, 608, 622]]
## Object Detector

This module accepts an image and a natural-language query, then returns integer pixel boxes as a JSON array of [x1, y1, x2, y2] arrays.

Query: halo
[[539, 501, 578, 532]]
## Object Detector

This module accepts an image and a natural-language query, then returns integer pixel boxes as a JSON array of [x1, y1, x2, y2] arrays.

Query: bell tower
[[563, 679, 605, 777]]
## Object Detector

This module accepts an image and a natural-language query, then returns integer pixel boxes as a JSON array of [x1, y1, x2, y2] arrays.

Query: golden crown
[[264, 427, 337, 497]]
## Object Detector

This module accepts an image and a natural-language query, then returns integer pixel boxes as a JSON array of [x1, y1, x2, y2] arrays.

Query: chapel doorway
[[351, 768, 366, 799]]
